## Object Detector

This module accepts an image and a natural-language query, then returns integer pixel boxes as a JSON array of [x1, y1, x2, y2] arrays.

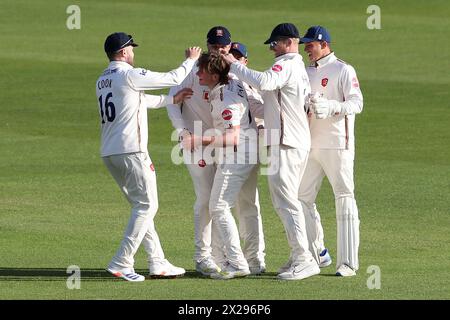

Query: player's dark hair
[[106, 50, 121, 61], [197, 52, 229, 85]]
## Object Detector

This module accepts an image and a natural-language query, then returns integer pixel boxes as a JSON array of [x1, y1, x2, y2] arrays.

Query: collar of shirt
[[209, 83, 226, 101], [274, 52, 299, 62], [108, 60, 133, 70], [312, 52, 336, 68]]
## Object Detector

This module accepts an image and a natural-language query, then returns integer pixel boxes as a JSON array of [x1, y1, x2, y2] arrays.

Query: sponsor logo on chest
[[221, 109, 233, 121]]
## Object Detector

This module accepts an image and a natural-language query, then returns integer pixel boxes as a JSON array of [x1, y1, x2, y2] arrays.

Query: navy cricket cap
[[104, 32, 138, 53], [230, 42, 248, 58], [264, 23, 300, 44], [207, 26, 231, 45], [300, 26, 331, 44]]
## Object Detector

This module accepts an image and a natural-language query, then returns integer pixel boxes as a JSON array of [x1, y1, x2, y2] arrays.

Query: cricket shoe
[[319, 249, 332, 268], [210, 264, 250, 280], [195, 257, 221, 276], [248, 259, 266, 275], [277, 258, 293, 274], [149, 259, 185, 278], [336, 264, 356, 277], [277, 261, 320, 281], [107, 267, 145, 282]]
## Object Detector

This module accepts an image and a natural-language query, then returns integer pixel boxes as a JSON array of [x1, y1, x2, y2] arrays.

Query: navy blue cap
[[104, 32, 138, 53], [300, 26, 331, 44], [264, 23, 300, 44], [207, 26, 231, 45], [230, 42, 248, 58]]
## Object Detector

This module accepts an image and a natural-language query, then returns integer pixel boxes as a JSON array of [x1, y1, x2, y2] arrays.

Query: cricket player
[[167, 27, 265, 275], [180, 52, 257, 279], [299, 26, 363, 277], [223, 23, 320, 280], [96, 32, 201, 281], [229, 42, 265, 128]]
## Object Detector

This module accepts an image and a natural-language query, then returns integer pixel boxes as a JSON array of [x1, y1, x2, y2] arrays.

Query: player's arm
[[166, 71, 195, 133], [182, 126, 240, 152], [127, 47, 201, 91], [182, 100, 242, 151], [244, 82, 265, 119], [228, 60, 288, 92], [339, 65, 363, 115], [144, 88, 193, 109]]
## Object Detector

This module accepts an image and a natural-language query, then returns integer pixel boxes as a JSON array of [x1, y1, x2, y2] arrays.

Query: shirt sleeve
[[144, 94, 173, 109], [230, 60, 289, 91], [221, 95, 243, 129], [126, 58, 196, 91], [165, 71, 195, 132], [339, 64, 363, 115], [243, 82, 264, 118]]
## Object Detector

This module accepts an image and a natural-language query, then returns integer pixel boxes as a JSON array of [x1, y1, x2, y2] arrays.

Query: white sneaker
[[149, 259, 185, 278], [107, 267, 145, 282], [277, 261, 320, 281], [248, 259, 266, 275], [210, 264, 250, 280], [319, 249, 332, 268], [195, 257, 221, 276], [336, 264, 356, 277], [277, 258, 293, 274]]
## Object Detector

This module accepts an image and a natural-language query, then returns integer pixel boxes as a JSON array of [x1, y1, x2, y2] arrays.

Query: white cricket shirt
[[306, 52, 363, 150], [230, 53, 311, 150], [166, 65, 214, 134], [209, 79, 257, 162], [96, 58, 195, 157]]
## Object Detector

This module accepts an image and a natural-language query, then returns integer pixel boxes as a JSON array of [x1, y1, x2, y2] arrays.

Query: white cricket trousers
[[103, 152, 165, 269], [185, 151, 265, 267], [209, 162, 257, 270], [267, 145, 314, 264], [186, 160, 219, 263], [235, 164, 266, 266], [212, 164, 266, 267], [299, 148, 360, 271]]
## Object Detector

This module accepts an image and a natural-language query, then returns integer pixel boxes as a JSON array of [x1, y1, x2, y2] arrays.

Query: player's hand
[[186, 47, 202, 60], [305, 92, 319, 114], [311, 96, 342, 119], [180, 133, 202, 152], [221, 53, 237, 65], [173, 88, 193, 104]]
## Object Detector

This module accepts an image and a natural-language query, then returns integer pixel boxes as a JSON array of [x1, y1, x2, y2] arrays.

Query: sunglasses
[[269, 41, 278, 49]]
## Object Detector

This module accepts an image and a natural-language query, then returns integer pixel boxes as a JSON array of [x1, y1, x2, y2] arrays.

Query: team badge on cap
[[321, 78, 328, 87], [216, 29, 223, 36]]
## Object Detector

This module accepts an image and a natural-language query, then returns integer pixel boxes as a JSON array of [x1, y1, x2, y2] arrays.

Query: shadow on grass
[[0, 268, 283, 281], [0, 267, 115, 281]]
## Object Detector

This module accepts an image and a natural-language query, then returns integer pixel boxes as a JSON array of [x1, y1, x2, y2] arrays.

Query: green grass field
[[1, 0, 449, 300]]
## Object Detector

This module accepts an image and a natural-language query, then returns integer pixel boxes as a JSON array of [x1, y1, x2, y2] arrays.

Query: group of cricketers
[[96, 22, 363, 282]]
